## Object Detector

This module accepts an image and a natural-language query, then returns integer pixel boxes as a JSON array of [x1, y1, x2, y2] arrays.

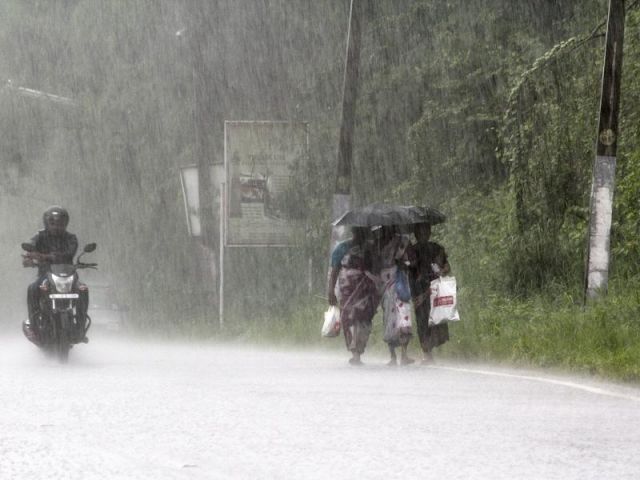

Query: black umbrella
[[332, 203, 446, 227]]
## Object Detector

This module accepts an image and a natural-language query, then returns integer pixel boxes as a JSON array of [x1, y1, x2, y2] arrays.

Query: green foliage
[[611, 9, 640, 275], [614, 149, 640, 269], [345, 0, 618, 296], [500, 37, 600, 292], [444, 276, 640, 381]]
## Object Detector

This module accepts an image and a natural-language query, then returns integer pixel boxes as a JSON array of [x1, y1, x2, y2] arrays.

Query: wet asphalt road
[[1, 333, 639, 479]]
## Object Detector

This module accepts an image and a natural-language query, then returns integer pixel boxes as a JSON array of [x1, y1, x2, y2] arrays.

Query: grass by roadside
[[209, 276, 640, 382], [444, 276, 640, 382]]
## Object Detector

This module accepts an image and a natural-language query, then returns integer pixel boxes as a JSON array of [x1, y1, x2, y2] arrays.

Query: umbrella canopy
[[332, 203, 446, 227]]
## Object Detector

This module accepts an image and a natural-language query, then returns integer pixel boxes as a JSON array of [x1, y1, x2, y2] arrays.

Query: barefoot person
[[372, 225, 414, 366], [328, 227, 379, 366], [408, 222, 451, 363]]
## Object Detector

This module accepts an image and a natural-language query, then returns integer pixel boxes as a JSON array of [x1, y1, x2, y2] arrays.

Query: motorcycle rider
[[22, 206, 89, 344]]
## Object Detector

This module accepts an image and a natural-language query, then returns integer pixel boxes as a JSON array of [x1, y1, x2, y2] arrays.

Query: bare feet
[[400, 355, 415, 366], [421, 352, 434, 365], [349, 353, 363, 366]]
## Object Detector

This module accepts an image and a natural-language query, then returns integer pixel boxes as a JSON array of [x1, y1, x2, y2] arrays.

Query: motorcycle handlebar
[[24, 260, 99, 270], [76, 262, 98, 269]]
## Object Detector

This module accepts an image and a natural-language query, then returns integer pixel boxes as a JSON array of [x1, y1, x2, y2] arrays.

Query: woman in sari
[[328, 227, 379, 365], [372, 225, 414, 366]]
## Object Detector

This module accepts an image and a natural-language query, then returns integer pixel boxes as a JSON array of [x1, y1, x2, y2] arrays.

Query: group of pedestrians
[[327, 222, 450, 366]]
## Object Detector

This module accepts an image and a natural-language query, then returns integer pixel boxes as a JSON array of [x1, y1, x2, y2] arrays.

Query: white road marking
[[432, 365, 640, 403]]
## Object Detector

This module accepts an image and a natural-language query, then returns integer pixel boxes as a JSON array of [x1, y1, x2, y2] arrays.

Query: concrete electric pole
[[585, 0, 625, 301], [331, 0, 363, 252]]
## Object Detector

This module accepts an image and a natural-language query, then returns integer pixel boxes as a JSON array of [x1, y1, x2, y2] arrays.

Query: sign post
[[219, 182, 225, 325], [220, 121, 308, 325]]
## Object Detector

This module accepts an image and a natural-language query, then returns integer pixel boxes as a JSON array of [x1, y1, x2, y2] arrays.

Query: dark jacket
[[27, 230, 78, 276]]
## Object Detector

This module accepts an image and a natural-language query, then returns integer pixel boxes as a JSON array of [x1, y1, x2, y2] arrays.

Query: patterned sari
[[337, 244, 380, 354], [376, 235, 413, 347]]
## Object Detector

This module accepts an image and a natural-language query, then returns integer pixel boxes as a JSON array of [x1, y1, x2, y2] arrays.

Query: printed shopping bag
[[429, 276, 460, 326]]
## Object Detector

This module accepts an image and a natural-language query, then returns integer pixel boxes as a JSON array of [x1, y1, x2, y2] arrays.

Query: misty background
[[1, 1, 639, 347]]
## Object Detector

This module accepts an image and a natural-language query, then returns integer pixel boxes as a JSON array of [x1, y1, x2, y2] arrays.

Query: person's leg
[[380, 290, 398, 366], [343, 322, 354, 356], [342, 316, 362, 365], [75, 288, 90, 342], [415, 305, 430, 356], [415, 305, 436, 363], [348, 323, 362, 365], [400, 342, 415, 365], [387, 344, 397, 366], [24, 279, 43, 345], [422, 350, 434, 364], [349, 351, 362, 365], [421, 333, 435, 364], [27, 280, 41, 320], [356, 321, 372, 355], [352, 320, 373, 365], [422, 324, 450, 364]]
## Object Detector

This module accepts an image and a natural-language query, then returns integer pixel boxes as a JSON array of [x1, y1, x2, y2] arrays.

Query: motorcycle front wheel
[[55, 312, 71, 363]]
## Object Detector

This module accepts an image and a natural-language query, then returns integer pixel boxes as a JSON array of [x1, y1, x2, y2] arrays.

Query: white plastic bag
[[322, 306, 341, 337], [384, 298, 413, 343], [429, 276, 460, 326]]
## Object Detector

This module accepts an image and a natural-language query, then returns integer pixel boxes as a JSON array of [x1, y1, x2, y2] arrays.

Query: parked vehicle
[[21, 242, 97, 362]]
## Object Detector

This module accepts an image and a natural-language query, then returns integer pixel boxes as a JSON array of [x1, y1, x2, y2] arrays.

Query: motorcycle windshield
[[50, 264, 75, 276]]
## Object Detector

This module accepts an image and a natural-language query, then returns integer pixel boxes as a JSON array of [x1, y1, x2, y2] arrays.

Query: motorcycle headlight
[[51, 274, 74, 293]]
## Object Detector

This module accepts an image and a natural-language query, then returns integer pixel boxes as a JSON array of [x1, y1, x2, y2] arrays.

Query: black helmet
[[43, 205, 69, 231]]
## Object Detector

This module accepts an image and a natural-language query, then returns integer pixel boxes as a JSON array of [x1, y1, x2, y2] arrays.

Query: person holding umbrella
[[408, 222, 451, 363], [331, 203, 447, 366], [327, 226, 379, 366]]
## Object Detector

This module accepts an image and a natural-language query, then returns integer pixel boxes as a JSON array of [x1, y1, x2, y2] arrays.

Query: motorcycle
[[21, 242, 98, 362]]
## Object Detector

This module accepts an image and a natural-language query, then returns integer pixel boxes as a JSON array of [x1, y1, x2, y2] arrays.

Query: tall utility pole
[[331, 0, 363, 252], [189, 26, 216, 250], [585, 0, 625, 301], [185, 14, 219, 316]]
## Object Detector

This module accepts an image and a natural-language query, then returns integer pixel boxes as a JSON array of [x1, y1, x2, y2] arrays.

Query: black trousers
[[27, 277, 44, 320]]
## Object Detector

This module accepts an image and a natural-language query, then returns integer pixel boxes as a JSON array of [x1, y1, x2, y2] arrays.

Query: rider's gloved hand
[[31, 252, 52, 262], [22, 252, 52, 265]]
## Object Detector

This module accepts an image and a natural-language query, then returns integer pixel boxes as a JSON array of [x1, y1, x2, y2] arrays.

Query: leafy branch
[[508, 0, 640, 109]]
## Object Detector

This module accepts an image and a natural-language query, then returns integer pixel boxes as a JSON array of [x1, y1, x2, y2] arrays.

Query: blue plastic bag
[[395, 270, 411, 302]]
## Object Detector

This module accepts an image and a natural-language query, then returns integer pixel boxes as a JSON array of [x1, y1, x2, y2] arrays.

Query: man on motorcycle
[[22, 206, 88, 344]]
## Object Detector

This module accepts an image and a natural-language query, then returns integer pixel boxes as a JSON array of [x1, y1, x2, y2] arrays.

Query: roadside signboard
[[223, 121, 307, 247]]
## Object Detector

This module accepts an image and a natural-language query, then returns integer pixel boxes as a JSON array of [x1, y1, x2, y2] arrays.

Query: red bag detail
[[433, 296, 454, 307]]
